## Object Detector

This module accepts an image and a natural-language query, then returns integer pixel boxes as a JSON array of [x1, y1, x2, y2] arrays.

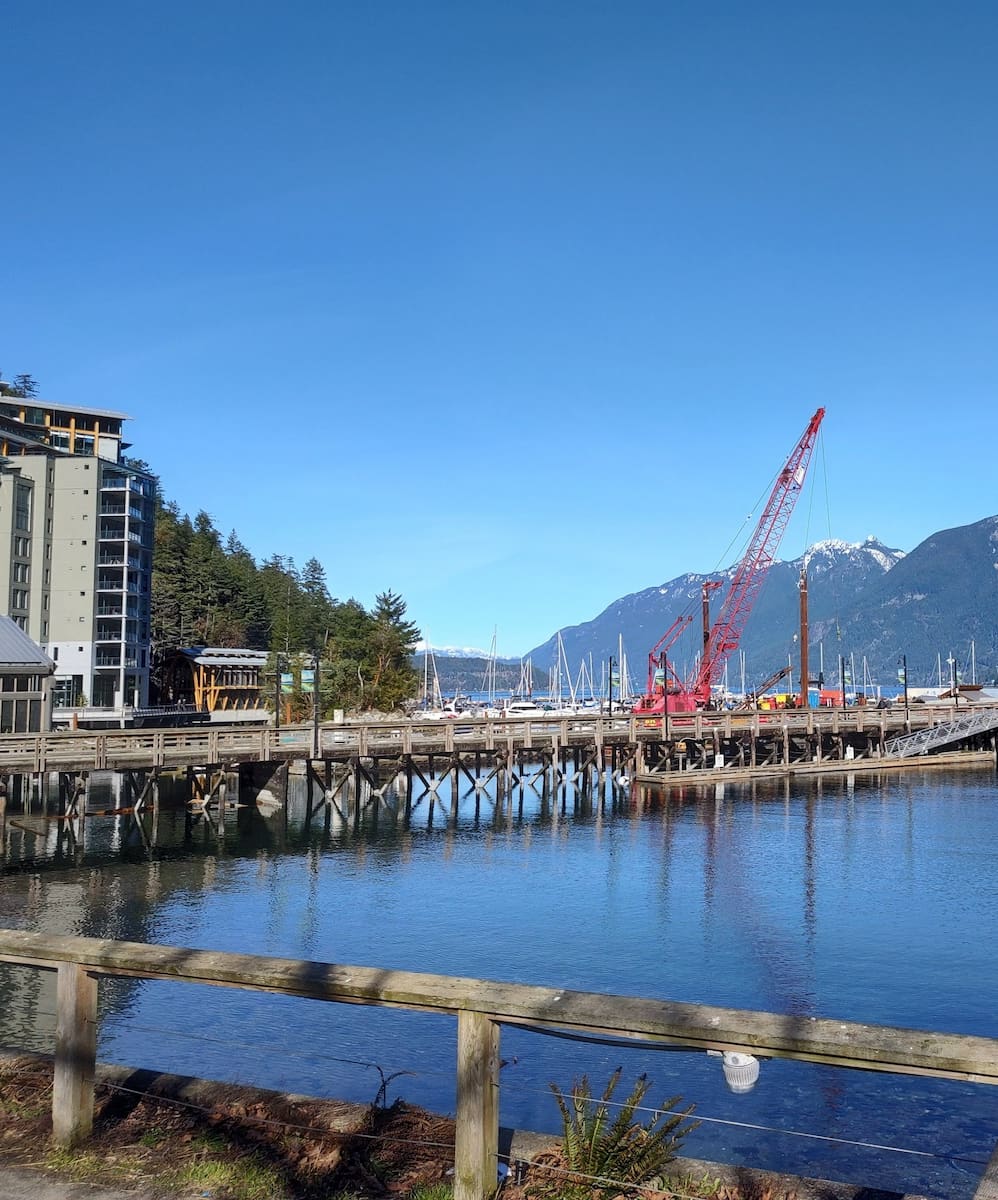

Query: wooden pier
[[0, 705, 994, 775], [0, 706, 995, 851]]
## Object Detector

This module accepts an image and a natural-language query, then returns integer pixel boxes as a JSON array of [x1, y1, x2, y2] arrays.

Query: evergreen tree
[[323, 599, 375, 711], [147, 495, 421, 712], [258, 555, 307, 654], [225, 531, 270, 647], [0, 372, 40, 397], [300, 556, 336, 651], [366, 591, 420, 711]]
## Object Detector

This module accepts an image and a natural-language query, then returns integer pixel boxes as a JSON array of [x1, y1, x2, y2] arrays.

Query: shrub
[[528, 1069, 699, 1198]]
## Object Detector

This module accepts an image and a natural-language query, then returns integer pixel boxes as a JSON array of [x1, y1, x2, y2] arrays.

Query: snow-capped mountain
[[523, 523, 998, 690]]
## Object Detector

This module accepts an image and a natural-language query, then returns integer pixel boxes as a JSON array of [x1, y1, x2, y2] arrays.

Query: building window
[[75, 434, 95, 455], [14, 484, 30, 532], [49, 432, 70, 450]]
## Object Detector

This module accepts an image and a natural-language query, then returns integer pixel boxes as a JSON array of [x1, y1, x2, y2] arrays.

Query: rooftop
[[0, 616, 54, 671]]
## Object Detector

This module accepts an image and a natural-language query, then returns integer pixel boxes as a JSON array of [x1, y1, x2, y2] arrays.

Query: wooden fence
[[1, 930, 997, 1200]]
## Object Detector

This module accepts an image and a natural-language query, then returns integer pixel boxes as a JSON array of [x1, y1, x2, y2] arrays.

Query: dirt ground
[[0, 1055, 466, 1199], [0, 1056, 816, 1200]]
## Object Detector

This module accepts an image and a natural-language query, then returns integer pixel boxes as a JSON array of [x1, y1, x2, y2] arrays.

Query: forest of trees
[[152, 498, 420, 715], [0, 366, 420, 714]]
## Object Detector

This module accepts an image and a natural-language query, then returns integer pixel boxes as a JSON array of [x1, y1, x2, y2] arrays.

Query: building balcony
[[95, 654, 122, 668], [99, 526, 126, 541], [97, 577, 124, 592]]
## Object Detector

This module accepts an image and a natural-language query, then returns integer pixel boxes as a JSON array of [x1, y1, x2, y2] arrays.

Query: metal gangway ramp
[[884, 706, 998, 758]]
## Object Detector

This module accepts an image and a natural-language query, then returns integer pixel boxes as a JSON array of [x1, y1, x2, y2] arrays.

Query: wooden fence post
[[53, 961, 98, 1147], [455, 1010, 500, 1200]]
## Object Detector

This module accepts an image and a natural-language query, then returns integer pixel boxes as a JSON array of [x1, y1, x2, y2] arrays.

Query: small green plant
[[408, 1185, 454, 1200], [531, 1069, 698, 1198], [44, 1147, 133, 1182], [167, 1154, 290, 1200], [189, 1128, 231, 1154]]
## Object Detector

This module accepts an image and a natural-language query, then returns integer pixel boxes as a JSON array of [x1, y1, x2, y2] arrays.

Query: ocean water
[[1, 763, 996, 1197]]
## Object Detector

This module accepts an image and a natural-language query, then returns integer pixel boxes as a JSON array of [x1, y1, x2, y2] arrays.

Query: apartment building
[[0, 391, 154, 716]]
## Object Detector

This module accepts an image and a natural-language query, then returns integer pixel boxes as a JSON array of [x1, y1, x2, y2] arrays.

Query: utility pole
[[661, 651, 670, 741], [799, 567, 810, 709]]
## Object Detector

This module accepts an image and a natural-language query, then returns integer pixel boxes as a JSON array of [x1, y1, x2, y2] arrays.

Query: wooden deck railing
[[0, 706, 984, 774], [1, 930, 997, 1200]]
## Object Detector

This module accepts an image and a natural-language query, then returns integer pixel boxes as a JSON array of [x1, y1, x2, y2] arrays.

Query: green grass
[[166, 1153, 290, 1200], [44, 1146, 137, 1182], [190, 1128, 232, 1154], [408, 1184, 453, 1200]]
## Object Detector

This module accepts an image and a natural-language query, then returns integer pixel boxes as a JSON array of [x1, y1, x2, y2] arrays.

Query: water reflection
[[1, 763, 997, 1198]]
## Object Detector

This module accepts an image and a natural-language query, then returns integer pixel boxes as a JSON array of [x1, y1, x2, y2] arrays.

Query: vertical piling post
[[53, 961, 98, 1147], [455, 1010, 500, 1200]]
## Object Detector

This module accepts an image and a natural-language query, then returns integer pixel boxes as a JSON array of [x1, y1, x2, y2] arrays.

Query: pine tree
[[366, 591, 420, 711]]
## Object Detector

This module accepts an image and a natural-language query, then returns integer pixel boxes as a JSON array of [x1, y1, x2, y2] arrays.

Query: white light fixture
[[707, 1049, 760, 1093]]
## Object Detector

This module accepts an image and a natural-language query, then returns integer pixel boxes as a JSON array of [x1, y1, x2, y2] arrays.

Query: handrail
[[0, 929, 996, 1200], [0, 707, 993, 774]]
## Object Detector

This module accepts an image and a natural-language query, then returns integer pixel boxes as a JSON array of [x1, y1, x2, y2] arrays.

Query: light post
[[899, 654, 909, 727], [274, 653, 282, 732], [607, 657, 614, 717], [839, 653, 846, 712], [312, 650, 322, 760], [948, 655, 958, 713]]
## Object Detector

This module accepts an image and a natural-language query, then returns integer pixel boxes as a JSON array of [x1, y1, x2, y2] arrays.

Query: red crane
[[634, 407, 825, 715]]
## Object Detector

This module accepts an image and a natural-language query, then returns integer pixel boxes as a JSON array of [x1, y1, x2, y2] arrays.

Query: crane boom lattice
[[689, 407, 825, 704]]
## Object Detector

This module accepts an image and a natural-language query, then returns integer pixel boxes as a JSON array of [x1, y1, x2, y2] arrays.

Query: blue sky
[[3, 2, 997, 656]]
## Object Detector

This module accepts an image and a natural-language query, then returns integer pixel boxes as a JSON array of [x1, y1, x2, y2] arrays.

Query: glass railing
[[95, 655, 121, 667], [99, 527, 125, 540]]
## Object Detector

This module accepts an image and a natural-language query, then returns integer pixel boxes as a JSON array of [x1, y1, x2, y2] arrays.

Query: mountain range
[[523, 515, 998, 692]]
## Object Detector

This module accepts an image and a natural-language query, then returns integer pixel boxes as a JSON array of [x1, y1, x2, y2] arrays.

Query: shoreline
[[0, 1051, 934, 1200]]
